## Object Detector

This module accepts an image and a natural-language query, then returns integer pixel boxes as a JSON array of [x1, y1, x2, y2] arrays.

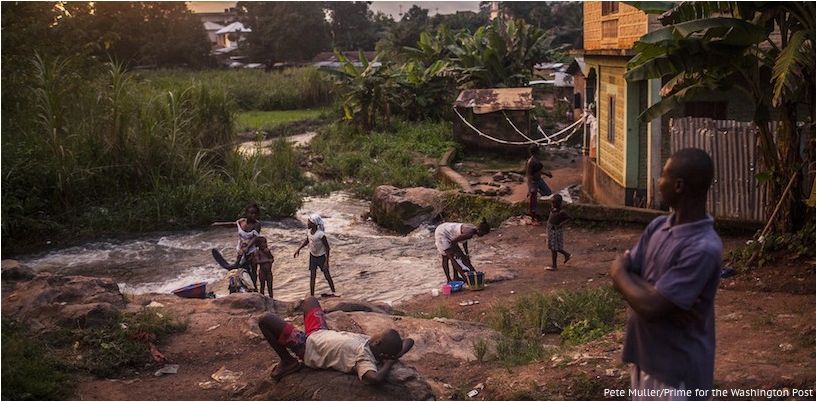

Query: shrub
[[2, 319, 73, 400], [439, 192, 526, 228], [309, 120, 455, 197], [472, 337, 490, 362], [2, 57, 306, 253], [486, 287, 623, 365]]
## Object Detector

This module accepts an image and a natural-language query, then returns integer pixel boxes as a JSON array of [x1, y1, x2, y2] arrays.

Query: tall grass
[[309, 120, 455, 197], [135, 68, 334, 111], [2, 56, 304, 253]]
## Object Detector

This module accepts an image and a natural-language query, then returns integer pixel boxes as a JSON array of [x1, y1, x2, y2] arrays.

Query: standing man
[[526, 145, 553, 221], [609, 148, 722, 400], [434, 220, 490, 282]]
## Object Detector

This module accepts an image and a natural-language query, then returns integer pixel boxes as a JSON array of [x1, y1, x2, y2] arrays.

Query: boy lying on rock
[[258, 296, 414, 384]]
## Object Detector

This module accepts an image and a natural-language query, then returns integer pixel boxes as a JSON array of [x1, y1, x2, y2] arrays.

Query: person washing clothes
[[294, 214, 337, 297]]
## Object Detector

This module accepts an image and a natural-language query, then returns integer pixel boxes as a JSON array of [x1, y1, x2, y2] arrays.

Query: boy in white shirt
[[258, 296, 414, 383]]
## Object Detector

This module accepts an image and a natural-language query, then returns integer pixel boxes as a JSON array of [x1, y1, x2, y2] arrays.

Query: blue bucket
[[448, 281, 465, 292]]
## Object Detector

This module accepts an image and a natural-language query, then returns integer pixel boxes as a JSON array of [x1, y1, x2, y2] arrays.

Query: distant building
[[216, 21, 251, 50], [203, 21, 224, 46]]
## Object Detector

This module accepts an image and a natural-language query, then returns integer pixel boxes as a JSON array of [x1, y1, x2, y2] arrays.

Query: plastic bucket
[[442, 284, 452, 295], [465, 272, 485, 290], [449, 281, 465, 292]]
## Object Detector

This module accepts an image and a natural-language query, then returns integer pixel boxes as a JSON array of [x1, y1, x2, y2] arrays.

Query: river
[[18, 192, 446, 305]]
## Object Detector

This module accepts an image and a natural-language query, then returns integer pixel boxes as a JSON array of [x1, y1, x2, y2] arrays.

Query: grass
[[2, 58, 307, 254], [235, 108, 332, 133], [472, 337, 490, 362], [486, 287, 623, 366], [136, 67, 334, 111], [2, 318, 74, 400], [71, 308, 187, 377], [309, 120, 456, 198], [408, 304, 453, 320], [438, 192, 526, 228]]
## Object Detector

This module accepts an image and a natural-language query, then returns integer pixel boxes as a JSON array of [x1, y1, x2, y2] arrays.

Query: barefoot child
[[294, 214, 337, 297], [235, 203, 263, 289], [258, 296, 414, 383], [545, 194, 571, 271], [526, 145, 554, 221], [255, 236, 275, 298]]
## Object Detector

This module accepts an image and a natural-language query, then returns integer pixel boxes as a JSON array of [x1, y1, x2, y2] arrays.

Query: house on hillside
[[576, 1, 765, 220]]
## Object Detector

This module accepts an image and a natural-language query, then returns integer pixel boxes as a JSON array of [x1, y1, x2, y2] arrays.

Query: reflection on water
[[19, 192, 449, 304]]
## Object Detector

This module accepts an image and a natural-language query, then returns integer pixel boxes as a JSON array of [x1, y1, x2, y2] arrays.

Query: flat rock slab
[[2, 273, 125, 330], [245, 362, 434, 400]]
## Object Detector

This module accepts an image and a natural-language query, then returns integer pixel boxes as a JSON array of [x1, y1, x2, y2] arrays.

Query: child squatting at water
[[258, 296, 415, 383]]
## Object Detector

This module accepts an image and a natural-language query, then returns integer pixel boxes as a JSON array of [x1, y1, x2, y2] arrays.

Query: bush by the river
[[136, 68, 334, 111], [309, 120, 456, 197], [1, 57, 304, 253]]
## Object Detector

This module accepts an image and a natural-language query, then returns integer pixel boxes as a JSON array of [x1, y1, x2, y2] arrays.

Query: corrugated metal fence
[[669, 117, 772, 221]]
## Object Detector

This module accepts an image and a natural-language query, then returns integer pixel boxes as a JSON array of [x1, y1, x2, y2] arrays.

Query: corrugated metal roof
[[216, 22, 251, 35], [454, 88, 534, 114]]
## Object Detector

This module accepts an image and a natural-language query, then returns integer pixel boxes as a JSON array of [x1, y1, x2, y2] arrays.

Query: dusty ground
[[455, 147, 583, 204], [71, 149, 815, 400], [74, 215, 815, 400]]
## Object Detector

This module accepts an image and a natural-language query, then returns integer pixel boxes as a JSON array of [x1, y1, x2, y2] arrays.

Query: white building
[[216, 22, 251, 49]]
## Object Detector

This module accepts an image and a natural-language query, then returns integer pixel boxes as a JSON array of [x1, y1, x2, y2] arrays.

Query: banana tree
[[320, 51, 399, 131], [396, 58, 453, 120], [624, 1, 815, 233], [446, 18, 564, 88]]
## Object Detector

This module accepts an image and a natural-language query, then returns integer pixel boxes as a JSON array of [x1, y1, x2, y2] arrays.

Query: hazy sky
[[187, 1, 481, 17]]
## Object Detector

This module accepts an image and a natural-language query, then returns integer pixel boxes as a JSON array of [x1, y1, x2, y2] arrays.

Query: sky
[[187, 1, 481, 17]]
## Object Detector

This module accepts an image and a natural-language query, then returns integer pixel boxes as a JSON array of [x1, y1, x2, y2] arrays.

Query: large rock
[[1, 273, 126, 330], [1, 259, 34, 281], [317, 297, 393, 315], [245, 362, 434, 400], [370, 186, 443, 234]]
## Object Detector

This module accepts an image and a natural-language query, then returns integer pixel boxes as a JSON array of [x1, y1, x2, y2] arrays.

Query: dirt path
[[75, 216, 815, 400]]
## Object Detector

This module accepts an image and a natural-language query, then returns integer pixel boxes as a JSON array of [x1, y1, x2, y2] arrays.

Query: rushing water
[[18, 192, 446, 304]]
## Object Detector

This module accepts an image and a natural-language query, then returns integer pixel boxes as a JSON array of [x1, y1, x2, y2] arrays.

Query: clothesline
[[453, 106, 585, 146]]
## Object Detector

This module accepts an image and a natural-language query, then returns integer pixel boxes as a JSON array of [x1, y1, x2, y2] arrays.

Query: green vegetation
[[2, 58, 305, 253], [429, 304, 454, 319], [472, 337, 490, 363], [137, 68, 333, 111], [235, 108, 332, 133], [324, 18, 562, 129], [2, 319, 73, 400], [728, 220, 816, 269], [487, 287, 622, 365], [626, 2, 815, 233], [65, 308, 188, 377], [309, 120, 455, 197], [2, 309, 186, 399], [439, 192, 526, 228]]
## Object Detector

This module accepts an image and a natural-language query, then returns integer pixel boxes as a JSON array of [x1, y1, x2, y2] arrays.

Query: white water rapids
[[18, 192, 449, 305]]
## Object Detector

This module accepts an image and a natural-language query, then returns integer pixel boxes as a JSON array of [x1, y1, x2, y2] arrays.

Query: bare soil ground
[[74, 217, 815, 400], [74, 149, 815, 400]]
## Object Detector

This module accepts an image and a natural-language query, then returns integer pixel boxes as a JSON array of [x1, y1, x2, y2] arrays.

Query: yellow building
[[577, 1, 766, 215], [579, 1, 661, 208]]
